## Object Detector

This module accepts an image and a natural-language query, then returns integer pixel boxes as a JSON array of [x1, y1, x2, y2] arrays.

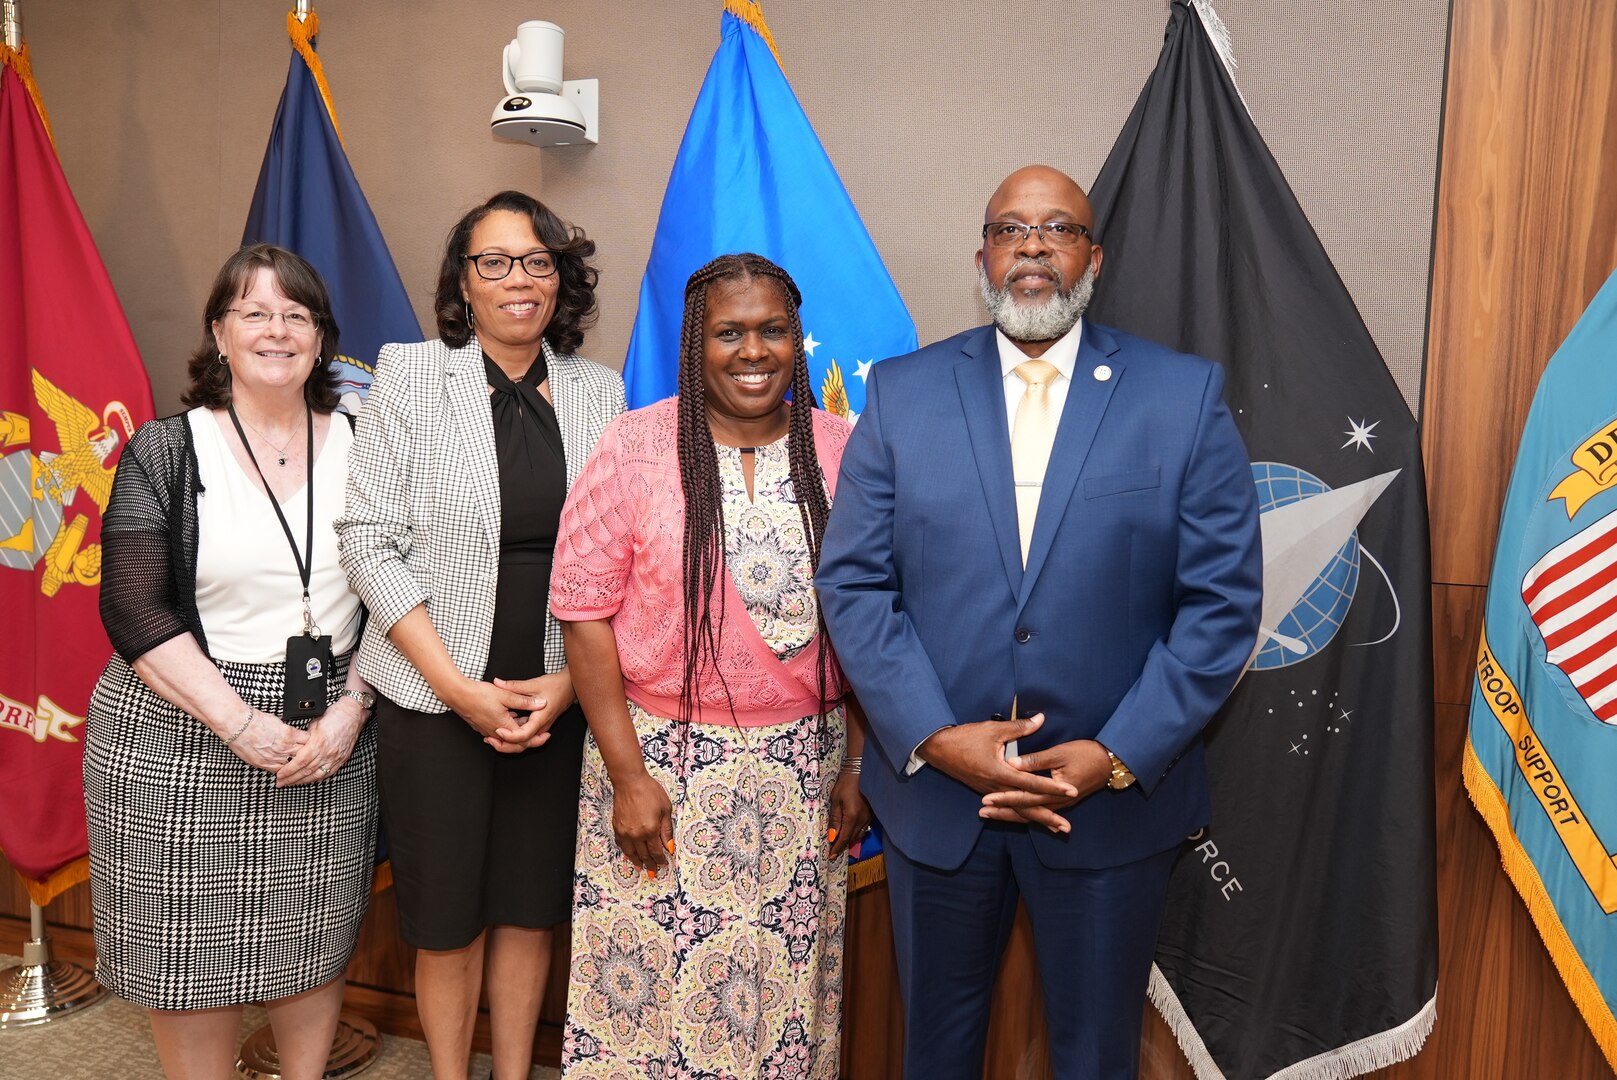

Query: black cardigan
[[100, 414, 208, 663]]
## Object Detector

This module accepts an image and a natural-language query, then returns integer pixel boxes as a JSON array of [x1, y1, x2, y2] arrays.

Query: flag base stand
[[0, 904, 107, 1028], [236, 1012, 379, 1080]]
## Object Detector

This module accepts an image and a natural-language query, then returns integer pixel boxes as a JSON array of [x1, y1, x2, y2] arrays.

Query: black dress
[[374, 352, 586, 950]]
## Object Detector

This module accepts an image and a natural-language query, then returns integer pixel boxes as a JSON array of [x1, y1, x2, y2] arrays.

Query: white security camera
[[491, 20, 599, 147]]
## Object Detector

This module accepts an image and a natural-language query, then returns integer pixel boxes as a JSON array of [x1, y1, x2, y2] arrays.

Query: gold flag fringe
[[722, 0, 782, 68], [848, 852, 886, 893], [1463, 735, 1617, 1072], [286, 10, 343, 147], [0, 40, 55, 149], [19, 855, 88, 908]]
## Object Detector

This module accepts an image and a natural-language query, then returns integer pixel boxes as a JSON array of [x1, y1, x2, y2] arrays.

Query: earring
[[218, 352, 229, 366], [464, 301, 475, 328]]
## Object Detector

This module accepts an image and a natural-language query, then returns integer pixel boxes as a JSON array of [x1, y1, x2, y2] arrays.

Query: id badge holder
[[283, 599, 332, 722]]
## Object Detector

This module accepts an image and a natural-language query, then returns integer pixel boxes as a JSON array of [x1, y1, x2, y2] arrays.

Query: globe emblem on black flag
[[1251, 463, 1361, 669]]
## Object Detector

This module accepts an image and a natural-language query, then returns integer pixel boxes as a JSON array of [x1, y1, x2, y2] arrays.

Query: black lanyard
[[227, 403, 319, 636]]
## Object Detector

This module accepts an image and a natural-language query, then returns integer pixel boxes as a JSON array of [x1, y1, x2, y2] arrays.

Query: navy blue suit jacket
[[817, 321, 1263, 872]]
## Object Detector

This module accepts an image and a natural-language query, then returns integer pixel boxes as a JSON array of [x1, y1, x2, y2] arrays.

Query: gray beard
[[979, 260, 1096, 343]]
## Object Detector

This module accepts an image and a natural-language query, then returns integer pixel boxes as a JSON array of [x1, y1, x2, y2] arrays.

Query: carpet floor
[[0, 956, 560, 1080]]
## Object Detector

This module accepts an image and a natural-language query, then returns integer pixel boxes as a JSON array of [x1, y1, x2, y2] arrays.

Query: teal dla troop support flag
[[620, 0, 915, 418], [1469, 269, 1617, 1072]]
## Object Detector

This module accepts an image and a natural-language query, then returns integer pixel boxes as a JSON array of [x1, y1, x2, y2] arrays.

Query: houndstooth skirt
[[82, 651, 377, 1010]]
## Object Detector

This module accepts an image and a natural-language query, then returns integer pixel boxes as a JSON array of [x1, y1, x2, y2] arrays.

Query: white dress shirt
[[907, 318, 1087, 773]]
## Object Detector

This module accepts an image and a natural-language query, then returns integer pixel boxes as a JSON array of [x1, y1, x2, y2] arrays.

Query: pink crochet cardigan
[[551, 398, 852, 726]]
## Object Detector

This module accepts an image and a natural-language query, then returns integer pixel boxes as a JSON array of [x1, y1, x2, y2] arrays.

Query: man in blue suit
[[817, 165, 1263, 1078]]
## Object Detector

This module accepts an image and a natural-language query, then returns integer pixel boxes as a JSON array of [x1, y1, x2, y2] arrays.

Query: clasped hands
[[229, 696, 368, 787], [446, 670, 576, 754], [918, 713, 1113, 833]]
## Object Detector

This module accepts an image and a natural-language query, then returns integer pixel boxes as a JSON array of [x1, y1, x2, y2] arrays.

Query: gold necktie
[[1011, 359, 1060, 565]]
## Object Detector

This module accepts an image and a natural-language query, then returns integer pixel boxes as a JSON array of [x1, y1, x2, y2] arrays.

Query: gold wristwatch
[[1104, 748, 1137, 790]]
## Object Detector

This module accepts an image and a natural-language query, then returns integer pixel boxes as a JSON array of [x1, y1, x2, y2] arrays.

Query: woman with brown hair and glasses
[[85, 243, 376, 1080], [552, 253, 871, 1079], [338, 191, 623, 1080]]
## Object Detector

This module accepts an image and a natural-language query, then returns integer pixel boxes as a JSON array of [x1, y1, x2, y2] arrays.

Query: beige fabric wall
[[24, 1, 1446, 415]]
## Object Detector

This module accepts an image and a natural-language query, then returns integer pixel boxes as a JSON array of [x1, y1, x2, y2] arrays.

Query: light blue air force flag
[[621, 8, 916, 416], [1468, 268, 1617, 1067], [243, 39, 421, 413]]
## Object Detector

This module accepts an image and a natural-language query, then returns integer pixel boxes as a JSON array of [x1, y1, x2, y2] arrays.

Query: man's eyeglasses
[[463, 250, 558, 281], [226, 308, 318, 333], [982, 221, 1093, 249]]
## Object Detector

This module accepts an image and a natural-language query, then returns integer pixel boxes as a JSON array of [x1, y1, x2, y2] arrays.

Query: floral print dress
[[562, 437, 848, 1080]]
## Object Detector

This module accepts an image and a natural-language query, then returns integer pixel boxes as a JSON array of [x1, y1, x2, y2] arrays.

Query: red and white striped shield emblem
[[1522, 507, 1617, 724]]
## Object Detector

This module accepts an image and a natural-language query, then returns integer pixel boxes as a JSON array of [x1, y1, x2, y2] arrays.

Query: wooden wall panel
[[1432, 583, 1485, 708], [1422, 0, 1617, 586]]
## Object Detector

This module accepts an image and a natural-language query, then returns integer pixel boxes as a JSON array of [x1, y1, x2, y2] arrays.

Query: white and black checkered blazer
[[337, 337, 625, 713]]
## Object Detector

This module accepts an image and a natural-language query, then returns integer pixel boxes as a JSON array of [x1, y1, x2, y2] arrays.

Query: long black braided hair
[[675, 253, 835, 730]]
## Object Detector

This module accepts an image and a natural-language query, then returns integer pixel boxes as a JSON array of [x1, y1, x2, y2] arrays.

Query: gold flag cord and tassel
[[721, 0, 782, 69], [286, 9, 343, 146], [0, 39, 53, 148]]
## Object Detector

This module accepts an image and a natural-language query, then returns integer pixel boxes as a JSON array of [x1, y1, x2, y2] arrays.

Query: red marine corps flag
[[0, 37, 154, 904]]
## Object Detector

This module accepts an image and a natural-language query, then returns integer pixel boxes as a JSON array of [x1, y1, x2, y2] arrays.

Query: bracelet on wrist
[[223, 707, 254, 747], [840, 755, 863, 775]]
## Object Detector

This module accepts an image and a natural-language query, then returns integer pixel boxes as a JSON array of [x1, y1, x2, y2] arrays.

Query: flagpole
[[1, 0, 108, 1026], [0, 901, 107, 1027], [2, 0, 20, 49], [228, 9, 377, 1068]]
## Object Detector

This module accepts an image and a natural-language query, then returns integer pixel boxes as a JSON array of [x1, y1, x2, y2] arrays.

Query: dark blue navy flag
[[1088, 2, 1438, 1076], [242, 13, 419, 412], [621, 0, 915, 417]]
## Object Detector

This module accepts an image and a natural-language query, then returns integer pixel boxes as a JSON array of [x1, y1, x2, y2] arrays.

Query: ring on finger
[[317, 763, 328, 775]]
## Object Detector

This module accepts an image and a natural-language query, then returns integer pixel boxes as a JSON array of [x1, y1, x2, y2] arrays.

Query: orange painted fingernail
[[647, 868, 657, 880], [665, 839, 676, 855], [827, 828, 839, 844]]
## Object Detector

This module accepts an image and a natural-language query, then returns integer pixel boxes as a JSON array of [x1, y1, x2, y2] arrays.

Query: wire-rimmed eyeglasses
[[225, 308, 318, 333], [981, 221, 1093, 249]]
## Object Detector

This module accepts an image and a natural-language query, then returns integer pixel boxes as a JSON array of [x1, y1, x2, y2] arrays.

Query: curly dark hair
[[675, 253, 834, 730], [182, 243, 342, 411], [433, 190, 599, 354]]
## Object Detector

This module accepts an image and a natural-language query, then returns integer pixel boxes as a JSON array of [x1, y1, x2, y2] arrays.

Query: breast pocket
[[1082, 466, 1161, 499]]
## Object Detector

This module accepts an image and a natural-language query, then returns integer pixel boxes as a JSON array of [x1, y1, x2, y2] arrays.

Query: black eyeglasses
[[982, 221, 1093, 249], [462, 250, 558, 281]]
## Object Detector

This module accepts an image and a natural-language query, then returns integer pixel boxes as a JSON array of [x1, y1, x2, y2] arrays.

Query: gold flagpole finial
[[3, 0, 23, 51], [294, 0, 310, 25]]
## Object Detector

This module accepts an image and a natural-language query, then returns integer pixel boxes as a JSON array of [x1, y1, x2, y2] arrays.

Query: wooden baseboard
[[0, 913, 563, 1064]]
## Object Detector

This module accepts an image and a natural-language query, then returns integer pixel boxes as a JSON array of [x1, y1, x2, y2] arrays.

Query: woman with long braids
[[553, 253, 872, 1077]]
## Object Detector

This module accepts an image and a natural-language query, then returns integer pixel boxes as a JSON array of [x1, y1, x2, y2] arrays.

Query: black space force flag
[[1086, 2, 1438, 1076]]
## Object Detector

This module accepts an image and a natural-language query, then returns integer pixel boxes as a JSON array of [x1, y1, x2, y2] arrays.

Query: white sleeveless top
[[190, 408, 362, 663]]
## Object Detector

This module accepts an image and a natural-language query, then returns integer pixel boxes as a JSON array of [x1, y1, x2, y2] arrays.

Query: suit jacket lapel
[[443, 339, 501, 551], [954, 327, 1024, 597], [1019, 321, 1124, 606]]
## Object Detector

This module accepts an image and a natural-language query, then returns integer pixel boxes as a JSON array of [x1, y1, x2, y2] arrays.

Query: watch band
[[340, 688, 376, 711], [1105, 749, 1137, 790]]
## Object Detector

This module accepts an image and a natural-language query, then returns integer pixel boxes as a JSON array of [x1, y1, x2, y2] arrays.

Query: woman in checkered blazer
[[337, 192, 623, 1080]]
